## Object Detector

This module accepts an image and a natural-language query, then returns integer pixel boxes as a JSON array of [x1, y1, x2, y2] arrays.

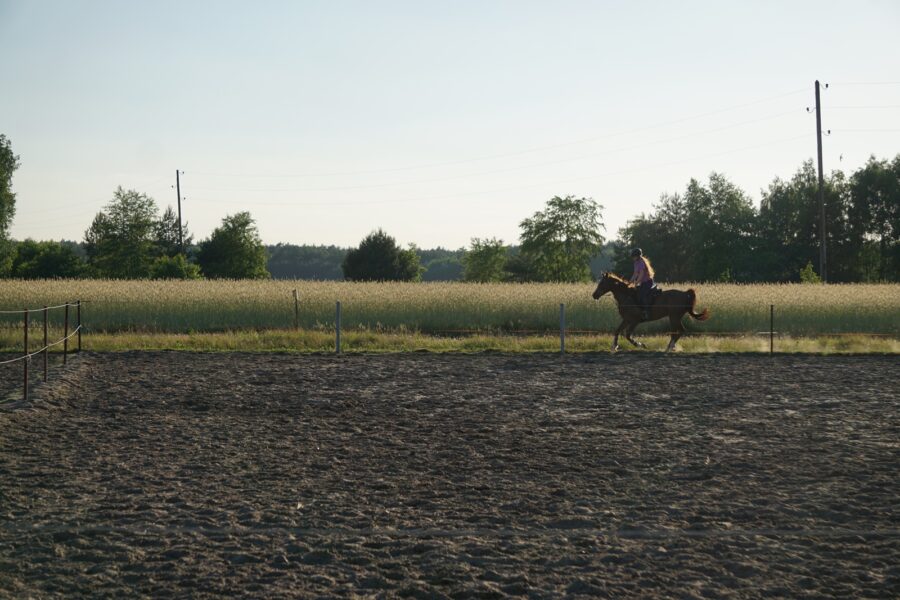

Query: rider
[[628, 248, 655, 320]]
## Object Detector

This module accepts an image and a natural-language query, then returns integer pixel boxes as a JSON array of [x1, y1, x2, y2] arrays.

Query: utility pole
[[175, 169, 184, 254], [814, 80, 827, 282]]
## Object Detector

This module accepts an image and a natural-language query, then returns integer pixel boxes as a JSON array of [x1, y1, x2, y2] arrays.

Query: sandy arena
[[1, 352, 898, 598]]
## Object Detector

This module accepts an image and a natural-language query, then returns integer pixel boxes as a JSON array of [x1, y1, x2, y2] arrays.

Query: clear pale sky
[[2, 0, 898, 249]]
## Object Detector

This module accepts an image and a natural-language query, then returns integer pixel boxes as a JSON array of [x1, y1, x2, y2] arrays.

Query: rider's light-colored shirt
[[632, 258, 652, 285]]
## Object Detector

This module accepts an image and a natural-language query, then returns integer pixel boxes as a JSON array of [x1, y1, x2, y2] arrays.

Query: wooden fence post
[[63, 304, 69, 365], [770, 304, 774, 355], [560, 303, 566, 354], [336, 301, 342, 354], [292, 290, 299, 329], [77, 301, 82, 352], [23, 309, 29, 402], [43, 306, 48, 381]]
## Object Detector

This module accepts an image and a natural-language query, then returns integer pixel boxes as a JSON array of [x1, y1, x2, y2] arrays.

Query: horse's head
[[592, 272, 613, 299], [592, 272, 629, 299]]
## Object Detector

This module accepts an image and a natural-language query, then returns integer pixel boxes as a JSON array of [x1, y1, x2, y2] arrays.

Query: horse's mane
[[604, 272, 631, 285]]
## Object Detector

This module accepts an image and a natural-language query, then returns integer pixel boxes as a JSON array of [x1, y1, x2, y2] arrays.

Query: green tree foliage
[[682, 174, 757, 281], [10, 239, 87, 278], [155, 206, 192, 258], [197, 212, 270, 279], [0, 134, 20, 275], [502, 249, 538, 283], [758, 161, 858, 282], [419, 247, 465, 281], [847, 155, 900, 281], [614, 192, 692, 281], [84, 187, 160, 278], [463, 237, 508, 282], [267, 244, 347, 280], [618, 174, 761, 282], [342, 229, 422, 282], [519, 196, 605, 282], [150, 254, 202, 280], [799, 261, 822, 284]]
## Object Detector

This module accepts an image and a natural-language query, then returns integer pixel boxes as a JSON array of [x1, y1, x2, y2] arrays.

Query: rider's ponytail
[[642, 256, 655, 279]]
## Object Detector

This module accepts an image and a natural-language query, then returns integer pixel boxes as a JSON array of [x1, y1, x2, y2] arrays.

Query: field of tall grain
[[1, 280, 897, 337]]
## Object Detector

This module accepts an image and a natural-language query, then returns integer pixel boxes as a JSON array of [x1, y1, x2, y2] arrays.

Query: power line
[[189, 88, 808, 180], [831, 128, 900, 133], [188, 132, 814, 209], [827, 104, 900, 109], [830, 81, 900, 86], [187, 109, 803, 194]]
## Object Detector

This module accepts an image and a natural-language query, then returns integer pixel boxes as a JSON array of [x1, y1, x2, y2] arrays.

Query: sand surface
[[1, 352, 899, 598]]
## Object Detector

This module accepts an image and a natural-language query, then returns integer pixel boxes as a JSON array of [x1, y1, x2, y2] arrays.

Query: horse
[[591, 272, 710, 352]]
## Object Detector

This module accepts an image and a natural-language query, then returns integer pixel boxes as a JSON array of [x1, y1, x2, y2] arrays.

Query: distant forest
[[265, 243, 617, 281], [2, 128, 897, 283]]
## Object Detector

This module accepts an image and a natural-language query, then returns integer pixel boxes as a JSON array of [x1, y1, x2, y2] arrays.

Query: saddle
[[633, 284, 662, 321], [632, 284, 662, 305]]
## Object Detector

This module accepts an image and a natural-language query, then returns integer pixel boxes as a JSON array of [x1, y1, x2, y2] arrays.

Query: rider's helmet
[[630, 247, 643, 258]]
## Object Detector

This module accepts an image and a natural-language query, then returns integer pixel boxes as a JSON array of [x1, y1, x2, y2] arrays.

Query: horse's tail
[[686, 289, 710, 321]]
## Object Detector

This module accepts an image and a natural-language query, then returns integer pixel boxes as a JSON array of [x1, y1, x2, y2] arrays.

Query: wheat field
[[1, 280, 897, 337]]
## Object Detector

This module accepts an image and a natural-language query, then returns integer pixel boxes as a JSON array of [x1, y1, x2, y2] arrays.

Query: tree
[[519, 196, 605, 282], [421, 256, 464, 281], [266, 244, 348, 280], [462, 238, 508, 282], [419, 247, 465, 281], [149, 254, 202, 280], [681, 174, 757, 281], [196, 212, 269, 279], [799, 261, 822, 284], [0, 134, 20, 275], [847, 155, 900, 281], [342, 229, 422, 281], [155, 205, 192, 258], [616, 192, 691, 281], [758, 161, 854, 282], [10, 239, 87, 279], [84, 187, 160, 278]]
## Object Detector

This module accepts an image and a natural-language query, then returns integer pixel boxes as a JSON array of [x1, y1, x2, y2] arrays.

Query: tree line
[[0, 134, 897, 282]]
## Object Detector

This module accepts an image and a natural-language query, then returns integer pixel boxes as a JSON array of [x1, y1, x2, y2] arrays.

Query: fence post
[[43, 306, 48, 381], [770, 304, 774, 355], [336, 301, 342, 354], [77, 301, 82, 352], [23, 309, 29, 402], [559, 303, 566, 354], [63, 303, 69, 365], [292, 290, 299, 330]]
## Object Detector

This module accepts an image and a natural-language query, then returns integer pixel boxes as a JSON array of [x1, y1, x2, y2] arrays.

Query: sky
[[2, 0, 898, 249]]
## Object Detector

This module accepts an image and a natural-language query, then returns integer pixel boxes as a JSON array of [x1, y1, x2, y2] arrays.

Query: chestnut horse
[[591, 272, 709, 352]]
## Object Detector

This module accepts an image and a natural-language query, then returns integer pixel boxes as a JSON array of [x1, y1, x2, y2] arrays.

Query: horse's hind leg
[[625, 323, 645, 348], [666, 315, 684, 352], [612, 321, 626, 352]]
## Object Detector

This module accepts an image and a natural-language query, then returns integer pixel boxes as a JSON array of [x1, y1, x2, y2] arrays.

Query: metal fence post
[[63, 304, 69, 365], [43, 306, 48, 381], [23, 309, 29, 402], [77, 300, 82, 352], [336, 301, 342, 354], [560, 303, 566, 354]]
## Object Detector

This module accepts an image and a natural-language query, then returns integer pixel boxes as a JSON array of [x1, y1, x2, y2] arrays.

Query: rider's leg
[[639, 282, 651, 320]]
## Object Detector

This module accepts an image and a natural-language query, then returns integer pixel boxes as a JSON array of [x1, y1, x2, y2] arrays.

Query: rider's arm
[[631, 260, 645, 284]]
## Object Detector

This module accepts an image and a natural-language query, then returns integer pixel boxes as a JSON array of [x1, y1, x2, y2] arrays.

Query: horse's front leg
[[625, 323, 645, 348], [612, 321, 626, 352]]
